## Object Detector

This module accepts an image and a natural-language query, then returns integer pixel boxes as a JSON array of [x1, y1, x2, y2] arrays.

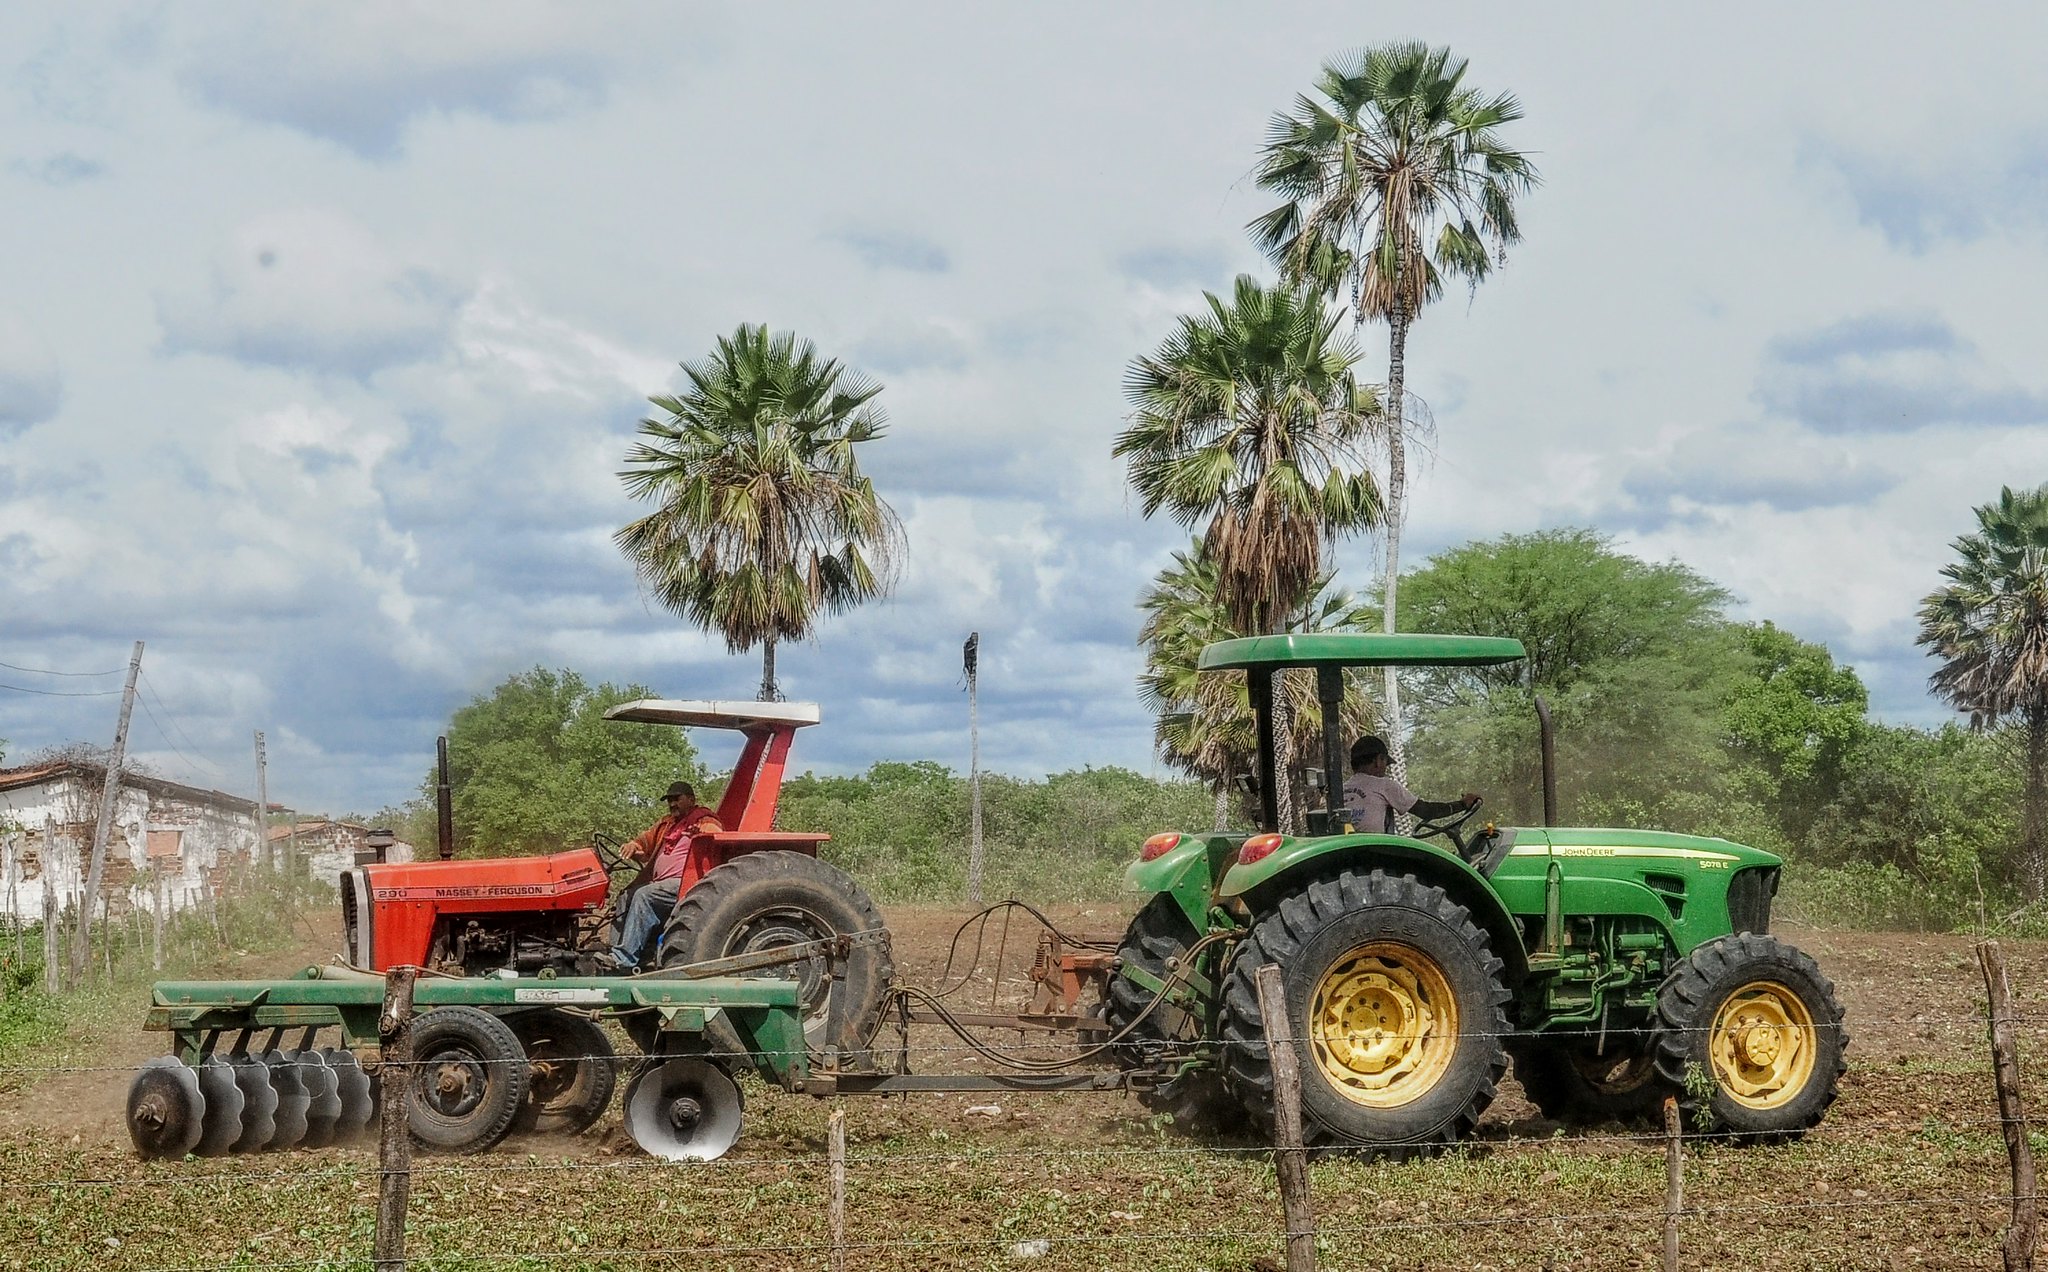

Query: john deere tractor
[[1107, 633, 1846, 1154]]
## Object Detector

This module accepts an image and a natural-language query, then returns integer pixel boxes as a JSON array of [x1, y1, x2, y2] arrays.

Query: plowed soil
[[1, 903, 2042, 1272]]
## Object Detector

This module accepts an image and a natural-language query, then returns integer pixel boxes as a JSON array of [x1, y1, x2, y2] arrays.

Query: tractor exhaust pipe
[[1534, 695, 1557, 828], [437, 735, 454, 859]]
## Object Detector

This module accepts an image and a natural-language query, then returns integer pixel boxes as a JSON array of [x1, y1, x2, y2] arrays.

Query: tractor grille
[[341, 869, 372, 968], [1726, 866, 1778, 935]]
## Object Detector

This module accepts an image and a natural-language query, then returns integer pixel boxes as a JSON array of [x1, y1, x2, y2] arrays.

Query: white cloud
[[157, 210, 469, 377], [168, 2, 684, 158], [0, 312, 61, 431]]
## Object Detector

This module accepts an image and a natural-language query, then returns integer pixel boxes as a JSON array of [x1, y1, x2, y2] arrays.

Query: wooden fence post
[[828, 1108, 847, 1272], [1254, 963, 1317, 1272], [375, 966, 418, 1272], [1662, 1096, 1683, 1272], [1978, 940, 2039, 1272], [42, 891, 58, 994]]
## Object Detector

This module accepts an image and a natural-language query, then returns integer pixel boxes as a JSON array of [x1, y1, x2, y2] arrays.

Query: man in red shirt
[[608, 781, 724, 970]]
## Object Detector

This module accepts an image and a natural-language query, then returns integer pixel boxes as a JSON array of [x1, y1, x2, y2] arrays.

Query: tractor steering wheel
[[592, 830, 636, 878], [1411, 799, 1484, 857]]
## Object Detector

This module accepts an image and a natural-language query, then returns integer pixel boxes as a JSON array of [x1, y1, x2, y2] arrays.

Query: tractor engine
[[340, 847, 612, 977]]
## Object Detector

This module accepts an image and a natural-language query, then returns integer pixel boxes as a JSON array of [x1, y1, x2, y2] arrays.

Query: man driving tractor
[[608, 780, 724, 970], [1342, 734, 1481, 835]]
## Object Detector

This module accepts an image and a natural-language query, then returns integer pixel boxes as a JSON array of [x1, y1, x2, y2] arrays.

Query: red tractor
[[339, 698, 893, 1055]]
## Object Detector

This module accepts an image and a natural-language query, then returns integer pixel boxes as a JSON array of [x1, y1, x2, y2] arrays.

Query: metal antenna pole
[[965, 632, 983, 906], [71, 640, 142, 980]]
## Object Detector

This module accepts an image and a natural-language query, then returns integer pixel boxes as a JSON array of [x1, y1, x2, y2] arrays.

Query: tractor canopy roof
[[604, 699, 822, 731], [1197, 633, 1527, 671]]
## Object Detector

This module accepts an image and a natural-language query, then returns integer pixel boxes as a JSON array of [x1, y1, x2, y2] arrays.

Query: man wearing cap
[[609, 781, 725, 971]]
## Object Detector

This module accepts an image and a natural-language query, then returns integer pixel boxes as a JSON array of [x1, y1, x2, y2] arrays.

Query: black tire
[[1511, 1032, 1668, 1125], [1653, 934, 1846, 1142], [1106, 895, 1237, 1133], [507, 1010, 617, 1136], [407, 1006, 530, 1154], [1220, 870, 1510, 1155], [658, 851, 895, 1059]]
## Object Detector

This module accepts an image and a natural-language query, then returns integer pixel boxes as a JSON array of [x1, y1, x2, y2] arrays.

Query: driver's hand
[[1461, 793, 1482, 809]]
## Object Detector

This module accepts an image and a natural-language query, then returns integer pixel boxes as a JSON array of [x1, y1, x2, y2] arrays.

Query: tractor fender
[[1124, 833, 1244, 932], [1220, 834, 1529, 987]]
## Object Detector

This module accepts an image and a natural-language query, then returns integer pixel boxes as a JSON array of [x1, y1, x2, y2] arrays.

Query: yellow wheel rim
[[1708, 980, 1817, 1109], [1307, 941, 1459, 1109]]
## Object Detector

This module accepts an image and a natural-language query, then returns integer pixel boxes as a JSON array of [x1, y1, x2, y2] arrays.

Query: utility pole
[[964, 632, 983, 907], [71, 640, 142, 981], [253, 731, 270, 870]]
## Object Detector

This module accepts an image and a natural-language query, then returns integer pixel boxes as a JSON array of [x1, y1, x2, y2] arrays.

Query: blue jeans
[[612, 877, 681, 969]]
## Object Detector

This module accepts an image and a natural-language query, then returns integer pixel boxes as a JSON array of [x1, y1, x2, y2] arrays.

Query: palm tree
[[1250, 41, 1537, 784], [617, 324, 905, 700], [1117, 276, 1383, 827], [1917, 483, 2048, 900], [1139, 541, 1380, 830]]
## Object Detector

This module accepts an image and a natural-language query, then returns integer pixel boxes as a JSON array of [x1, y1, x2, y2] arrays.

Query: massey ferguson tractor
[[128, 698, 894, 1161]]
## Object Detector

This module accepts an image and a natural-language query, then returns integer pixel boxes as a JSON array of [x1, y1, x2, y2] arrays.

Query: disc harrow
[[127, 1043, 377, 1160]]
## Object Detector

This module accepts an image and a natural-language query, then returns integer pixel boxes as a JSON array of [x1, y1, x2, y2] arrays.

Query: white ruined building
[[0, 761, 263, 923]]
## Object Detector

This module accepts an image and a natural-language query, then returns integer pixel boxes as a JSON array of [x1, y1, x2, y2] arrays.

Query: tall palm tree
[[1117, 275, 1383, 828], [1251, 41, 1537, 784], [1917, 482, 2048, 900], [617, 324, 905, 700], [1139, 541, 1380, 830]]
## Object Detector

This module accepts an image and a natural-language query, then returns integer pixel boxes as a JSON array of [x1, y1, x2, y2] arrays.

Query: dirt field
[[1, 902, 2042, 1272]]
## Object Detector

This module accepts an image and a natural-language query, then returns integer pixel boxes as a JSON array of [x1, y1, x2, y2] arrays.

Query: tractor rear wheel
[[1220, 870, 1510, 1155], [507, 1010, 617, 1136], [1511, 1033, 1667, 1125], [1653, 934, 1846, 1141], [659, 851, 894, 1060], [1105, 895, 1235, 1133]]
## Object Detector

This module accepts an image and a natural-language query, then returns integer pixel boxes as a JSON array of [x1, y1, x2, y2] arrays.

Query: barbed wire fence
[[0, 946, 2040, 1272]]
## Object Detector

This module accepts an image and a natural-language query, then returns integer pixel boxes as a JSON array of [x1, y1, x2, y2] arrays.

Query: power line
[[132, 690, 224, 782], [0, 681, 122, 697], [136, 671, 225, 778], [0, 658, 123, 678]]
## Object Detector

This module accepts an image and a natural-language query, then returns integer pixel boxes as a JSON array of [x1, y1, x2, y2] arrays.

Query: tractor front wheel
[[507, 1009, 617, 1137], [1652, 934, 1847, 1141], [1105, 895, 1236, 1133], [1220, 870, 1509, 1155]]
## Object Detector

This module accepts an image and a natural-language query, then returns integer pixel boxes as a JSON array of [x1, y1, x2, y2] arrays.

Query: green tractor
[[1107, 633, 1847, 1154]]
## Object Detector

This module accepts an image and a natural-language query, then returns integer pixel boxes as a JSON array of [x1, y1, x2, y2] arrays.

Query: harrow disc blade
[[297, 1051, 344, 1149], [127, 1057, 204, 1160], [622, 1057, 743, 1162], [321, 1048, 376, 1140], [228, 1055, 279, 1153], [192, 1058, 246, 1157], [263, 1049, 310, 1149]]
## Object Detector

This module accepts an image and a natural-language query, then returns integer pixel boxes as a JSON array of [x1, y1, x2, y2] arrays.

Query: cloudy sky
[[3, 3, 2043, 816]]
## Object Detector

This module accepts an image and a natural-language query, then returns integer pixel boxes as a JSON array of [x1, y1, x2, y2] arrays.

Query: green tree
[[1117, 276, 1382, 828], [433, 667, 703, 857], [1399, 529, 1745, 828], [1137, 539, 1378, 827], [617, 324, 905, 701], [1789, 723, 2016, 929], [1251, 41, 1537, 780], [1722, 622, 1868, 848], [1917, 482, 2048, 898]]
